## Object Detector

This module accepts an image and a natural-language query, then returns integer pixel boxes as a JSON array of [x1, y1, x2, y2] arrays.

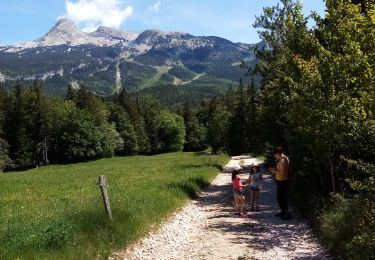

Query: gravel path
[[114, 157, 331, 260]]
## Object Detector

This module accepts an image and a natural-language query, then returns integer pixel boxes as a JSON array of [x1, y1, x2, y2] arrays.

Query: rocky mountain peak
[[51, 18, 78, 32], [90, 26, 139, 42], [32, 18, 89, 47]]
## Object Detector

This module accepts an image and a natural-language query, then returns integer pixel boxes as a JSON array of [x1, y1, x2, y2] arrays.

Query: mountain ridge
[[2, 18, 252, 51], [0, 18, 259, 98]]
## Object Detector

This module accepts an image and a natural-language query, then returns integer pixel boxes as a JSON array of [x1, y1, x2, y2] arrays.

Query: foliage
[[107, 102, 138, 155], [319, 193, 375, 259], [206, 101, 231, 154], [155, 110, 186, 152], [252, 0, 375, 258], [0, 86, 12, 170], [182, 101, 207, 151], [57, 109, 122, 161], [0, 138, 12, 171]]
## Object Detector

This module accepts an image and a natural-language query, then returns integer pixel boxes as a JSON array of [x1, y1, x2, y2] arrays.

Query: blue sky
[[0, 0, 326, 45]]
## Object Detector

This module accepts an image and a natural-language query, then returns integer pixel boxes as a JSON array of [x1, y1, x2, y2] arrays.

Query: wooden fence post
[[98, 175, 113, 221]]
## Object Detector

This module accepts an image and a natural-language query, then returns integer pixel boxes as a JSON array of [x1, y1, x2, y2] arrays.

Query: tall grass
[[0, 152, 228, 259]]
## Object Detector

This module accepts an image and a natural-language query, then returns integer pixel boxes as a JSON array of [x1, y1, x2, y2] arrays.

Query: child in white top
[[248, 163, 263, 211]]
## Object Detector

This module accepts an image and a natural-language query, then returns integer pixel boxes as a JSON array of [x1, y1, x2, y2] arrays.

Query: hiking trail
[[113, 157, 331, 260]]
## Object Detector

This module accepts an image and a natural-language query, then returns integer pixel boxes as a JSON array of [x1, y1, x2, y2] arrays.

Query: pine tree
[[115, 89, 149, 153], [5, 82, 35, 168], [0, 85, 12, 170], [227, 80, 249, 154], [65, 83, 77, 101], [182, 101, 207, 151], [245, 77, 259, 152]]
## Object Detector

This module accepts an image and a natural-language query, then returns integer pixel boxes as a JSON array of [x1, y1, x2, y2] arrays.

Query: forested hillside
[[245, 0, 374, 258]]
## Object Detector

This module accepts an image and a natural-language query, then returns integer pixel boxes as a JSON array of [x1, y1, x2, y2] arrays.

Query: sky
[[0, 0, 326, 45]]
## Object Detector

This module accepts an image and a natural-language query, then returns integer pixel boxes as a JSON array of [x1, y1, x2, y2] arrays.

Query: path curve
[[113, 157, 331, 260]]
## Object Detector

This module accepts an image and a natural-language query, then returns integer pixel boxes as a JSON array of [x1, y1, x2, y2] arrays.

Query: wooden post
[[44, 138, 49, 165], [98, 175, 113, 221]]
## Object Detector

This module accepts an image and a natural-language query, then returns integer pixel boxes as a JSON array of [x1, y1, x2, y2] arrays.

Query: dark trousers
[[276, 180, 289, 213]]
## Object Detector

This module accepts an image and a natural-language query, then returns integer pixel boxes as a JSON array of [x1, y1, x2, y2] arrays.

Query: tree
[[245, 77, 260, 152], [107, 102, 138, 155], [155, 110, 185, 152], [182, 101, 207, 151], [206, 102, 230, 154], [73, 85, 108, 124], [253, 0, 375, 190], [288, 0, 374, 192], [115, 88, 150, 153], [5, 81, 51, 168], [227, 83, 249, 154], [65, 83, 77, 101], [253, 2, 375, 256], [57, 109, 122, 161], [136, 94, 163, 154], [0, 85, 12, 170]]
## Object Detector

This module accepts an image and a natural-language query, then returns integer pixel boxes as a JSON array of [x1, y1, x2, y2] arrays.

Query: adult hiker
[[269, 147, 292, 220]]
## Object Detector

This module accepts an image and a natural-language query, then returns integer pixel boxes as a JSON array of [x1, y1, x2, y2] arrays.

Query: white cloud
[[148, 1, 161, 13], [63, 0, 133, 32]]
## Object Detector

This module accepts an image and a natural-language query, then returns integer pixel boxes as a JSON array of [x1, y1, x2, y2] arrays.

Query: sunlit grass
[[0, 152, 228, 259]]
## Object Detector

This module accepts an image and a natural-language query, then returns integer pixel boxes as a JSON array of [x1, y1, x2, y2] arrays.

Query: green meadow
[[0, 152, 228, 259]]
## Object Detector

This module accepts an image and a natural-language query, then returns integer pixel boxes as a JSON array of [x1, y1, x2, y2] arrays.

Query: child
[[232, 166, 247, 216], [248, 163, 263, 211]]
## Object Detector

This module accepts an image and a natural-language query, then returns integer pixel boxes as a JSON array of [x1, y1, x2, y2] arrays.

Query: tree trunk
[[328, 155, 336, 193], [318, 167, 326, 193]]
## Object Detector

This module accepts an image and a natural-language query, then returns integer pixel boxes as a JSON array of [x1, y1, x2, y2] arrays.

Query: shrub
[[319, 194, 375, 259]]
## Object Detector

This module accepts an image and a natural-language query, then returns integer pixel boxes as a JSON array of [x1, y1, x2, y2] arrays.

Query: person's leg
[[276, 180, 283, 212], [239, 195, 246, 215], [279, 181, 289, 212], [280, 181, 292, 220], [254, 190, 260, 210], [234, 194, 239, 213], [250, 190, 255, 210]]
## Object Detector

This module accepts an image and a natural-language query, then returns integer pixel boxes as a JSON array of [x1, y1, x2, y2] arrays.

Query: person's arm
[[239, 177, 247, 187], [268, 166, 276, 176]]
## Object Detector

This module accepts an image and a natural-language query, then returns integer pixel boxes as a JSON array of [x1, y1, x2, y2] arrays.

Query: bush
[[57, 109, 123, 161], [319, 194, 375, 259], [155, 110, 185, 152]]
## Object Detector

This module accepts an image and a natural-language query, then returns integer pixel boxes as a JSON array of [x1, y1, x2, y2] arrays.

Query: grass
[[0, 152, 228, 259], [142, 66, 171, 88]]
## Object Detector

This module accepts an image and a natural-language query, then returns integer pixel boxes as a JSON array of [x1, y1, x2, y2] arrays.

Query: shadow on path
[[193, 160, 331, 259]]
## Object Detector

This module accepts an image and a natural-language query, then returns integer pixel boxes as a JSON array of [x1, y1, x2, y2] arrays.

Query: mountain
[[0, 18, 258, 97]]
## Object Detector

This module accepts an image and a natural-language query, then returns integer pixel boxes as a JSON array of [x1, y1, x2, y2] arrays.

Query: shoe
[[274, 211, 284, 217], [250, 207, 255, 212], [281, 212, 293, 220]]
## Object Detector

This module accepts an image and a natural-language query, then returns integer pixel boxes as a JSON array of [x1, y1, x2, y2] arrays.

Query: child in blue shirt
[[248, 163, 263, 211]]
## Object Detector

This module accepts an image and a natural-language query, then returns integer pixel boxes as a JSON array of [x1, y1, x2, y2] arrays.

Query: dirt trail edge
[[113, 157, 331, 260]]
